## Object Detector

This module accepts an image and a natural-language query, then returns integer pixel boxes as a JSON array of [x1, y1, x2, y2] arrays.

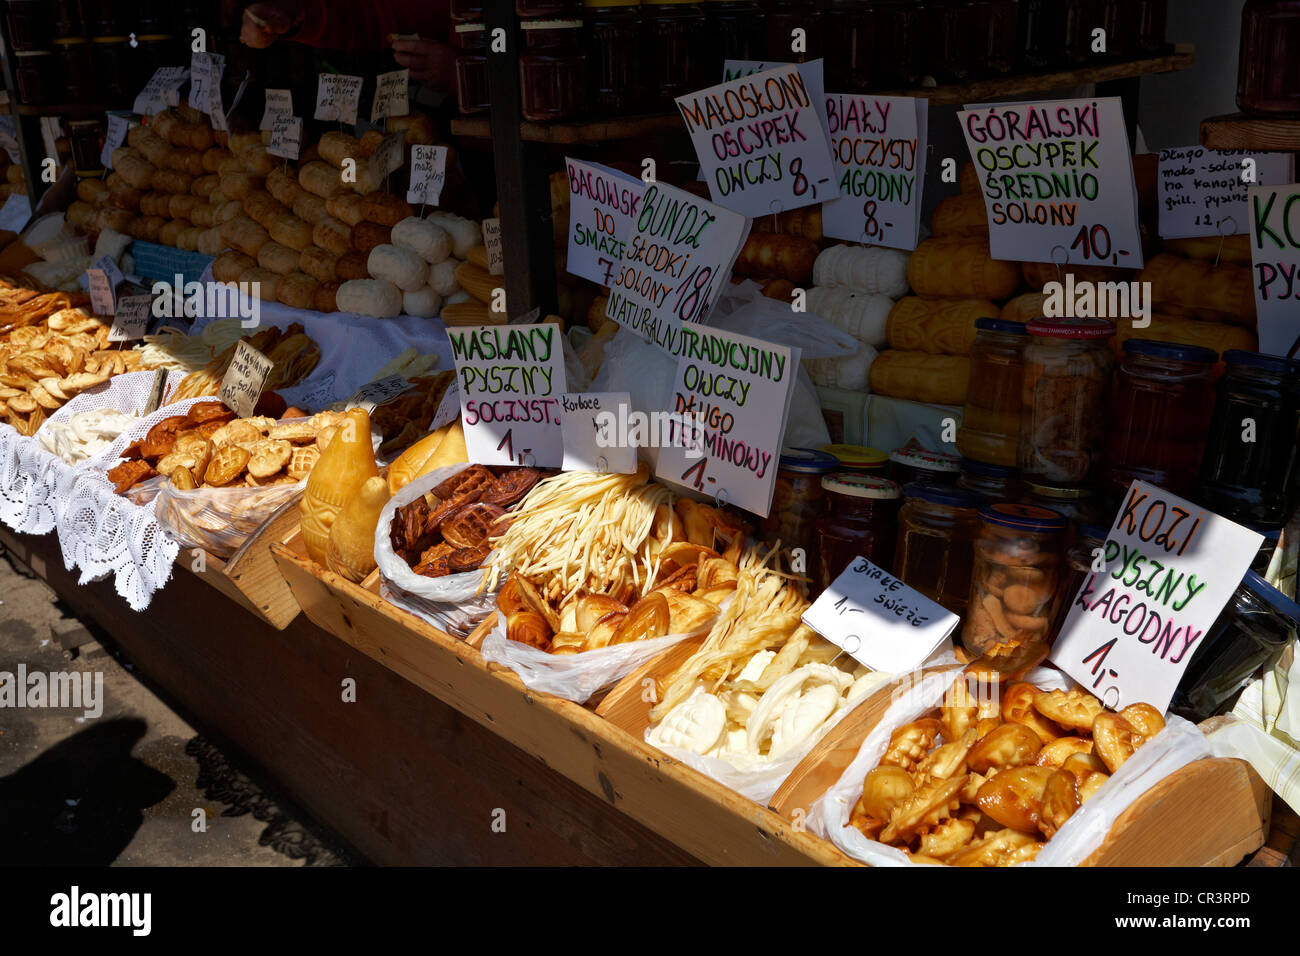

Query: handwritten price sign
[[407, 144, 448, 205], [267, 116, 303, 161], [219, 341, 274, 418], [133, 66, 188, 116], [260, 89, 293, 131], [564, 158, 644, 286], [314, 73, 364, 125], [371, 69, 410, 123]]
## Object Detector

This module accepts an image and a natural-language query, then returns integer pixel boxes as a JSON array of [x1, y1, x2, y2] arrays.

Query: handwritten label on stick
[[1159, 146, 1293, 239], [134, 67, 188, 116], [653, 324, 797, 518], [372, 69, 411, 122], [676, 63, 836, 218], [407, 144, 448, 205], [821, 94, 929, 252], [188, 52, 224, 114], [0, 192, 32, 234], [347, 374, 410, 414], [371, 131, 406, 180], [219, 341, 274, 418], [1050, 480, 1262, 713], [483, 218, 504, 275], [563, 158, 644, 286], [267, 116, 303, 161], [100, 113, 131, 169], [315, 73, 364, 125], [959, 97, 1144, 268], [448, 323, 566, 467], [1249, 183, 1300, 357], [108, 294, 153, 343], [803, 556, 959, 672], [604, 181, 750, 353], [85, 256, 123, 316], [260, 89, 293, 131], [560, 392, 637, 474]]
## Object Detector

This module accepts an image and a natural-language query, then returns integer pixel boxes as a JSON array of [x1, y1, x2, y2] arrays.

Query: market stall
[[2, 0, 1299, 868]]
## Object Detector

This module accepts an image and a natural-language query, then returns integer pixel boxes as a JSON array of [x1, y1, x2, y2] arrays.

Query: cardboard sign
[[563, 158, 644, 286], [803, 556, 959, 672], [677, 63, 836, 218], [1248, 183, 1300, 357], [605, 181, 751, 353], [188, 51, 225, 114], [219, 340, 274, 418], [483, 218, 504, 275], [108, 294, 153, 343], [315, 73, 364, 125], [260, 89, 293, 131], [407, 144, 448, 205], [1159, 146, 1293, 239], [0, 192, 32, 234], [1050, 480, 1263, 713], [654, 325, 797, 517], [371, 131, 406, 180], [100, 113, 131, 170], [267, 116, 303, 161], [448, 324, 567, 467], [372, 69, 411, 123], [347, 374, 410, 413], [560, 392, 638, 474], [959, 97, 1145, 268], [133, 67, 188, 116], [85, 256, 123, 316], [821, 94, 929, 251]]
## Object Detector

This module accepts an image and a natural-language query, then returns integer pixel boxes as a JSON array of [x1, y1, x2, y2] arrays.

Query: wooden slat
[[1201, 113, 1300, 152]]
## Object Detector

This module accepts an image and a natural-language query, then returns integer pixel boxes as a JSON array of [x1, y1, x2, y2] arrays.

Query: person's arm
[[239, 1, 303, 48], [390, 37, 455, 89], [241, 0, 449, 53]]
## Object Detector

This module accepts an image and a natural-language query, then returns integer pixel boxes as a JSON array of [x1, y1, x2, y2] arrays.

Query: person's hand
[[240, 3, 298, 48], [391, 37, 454, 85]]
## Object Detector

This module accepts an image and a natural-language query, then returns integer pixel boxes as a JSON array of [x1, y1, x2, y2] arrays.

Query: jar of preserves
[[643, 0, 707, 109], [86, 1, 124, 37], [895, 483, 985, 614], [814, 474, 902, 591], [822, 443, 889, 475], [963, 503, 1066, 658], [1019, 317, 1115, 486], [762, 447, 839, 558], [6, 0, 51, 51], [1238, 1, 1300, 115], [1194, 350, 1300, 525], [586, 0, 644, 115], [1248, 524, 1282, 575], [1137, 0, 1168, 55], [889, 445, 961, 487], [814, 0, 875, 91], [1047, 521, 1107, 641], [69, 119, 107, 176], [872, 0, 928, 87], [518, 0, 584, 14], [1020, 480, 1099, 529], [520, 18, 588, 120], [1102, 339, 1217, 503], [957, 458, 1021, 501], [957, 317, 1029, 468], [451, 0, 486, 16], [454, 22, 491, 114], [13, 50, 52, 105], [92, 36, 131, 102], [705, 0, 766, 78], [1017, 0, 1069, 71], [928, 0, 978, 84], [1094, 0, 1140, 60], [971, 0, 1019, 76], [52, 0, 85, 40], [763, 0, 819, 61], [1169, 570, 1299, 723], [53, 39, 93, 104]]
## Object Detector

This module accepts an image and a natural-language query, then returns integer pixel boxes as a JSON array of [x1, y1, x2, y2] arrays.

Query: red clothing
[[294, 0, 450, 49]]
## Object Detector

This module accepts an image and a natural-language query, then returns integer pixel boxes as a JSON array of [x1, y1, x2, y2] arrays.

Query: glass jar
[[451, 0, 486, 16], [958, 458, 1021, 501], [1102, 339, 1217, 503], [92, 36, 131, 102], [1020, 481, 1099, 529], [963, 503, 1067, 658], [814, 474, 902, 591], [928, 0, 978, 84], [1017, 0, 1069, 71], [764, 0, 819, 61], [973, 0, 1019, 75], [53, 0, 85, 40], [1249, 525, 1283, 575], [1238, 1, 1300, 115], [822, 443, 889, 475], [520, 19, 588, 120], [53, 39, 93, 104], [1019, 317, 1115, 486], [872, 0, 928, 87], [86, 1, 124, 37], [814, 0, 874, 91], [6, 0, 51, 51], [895, 483, 985, 614], [957, 317, 1029, 468], [1194, 350, 1300, 526], [136, 2, 168, 35], [1136, 0, 1168, 55], [519, 0, 584, 13], [762, 447, 840, 558], [454, 22, 491, 114], [1047, 521, 1107, 642], [14, 50, 52, 105], [69, 119, 107, 176], [586, 0, 644, 115], [1094, 0, 1140, 60], [705, 0, 766, 79], [889, 445, 961, 487], [644, 0, 707, 109], [1169, 571, 1300, 723]]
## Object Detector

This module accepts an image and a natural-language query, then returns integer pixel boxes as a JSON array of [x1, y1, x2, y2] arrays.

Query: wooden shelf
[[13, 101, 125, 117], [452, 111, 683, 144], [1201, 113, 1300, 152]]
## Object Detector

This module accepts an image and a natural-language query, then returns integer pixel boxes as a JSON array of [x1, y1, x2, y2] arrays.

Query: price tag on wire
[[188, 51, 225, 114], [483, 218, 504, 275], [133, 66, 188, 116], [347, 374, 411, 414], [219, 340, 274, 418], [371, 131, 406, 180], [108, 294, 153, 343], [260, 89, 293, 131], [100, 112, 131, 169], [315, 73, 364, 125], [85, 256, 124, 316], [372, 69, 411, 123], [407, 144, 448, 206], [268, 115, 303, 161]]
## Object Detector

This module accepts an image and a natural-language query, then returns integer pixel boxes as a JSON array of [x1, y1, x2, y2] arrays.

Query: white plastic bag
[[810, 667, 1212, 866]]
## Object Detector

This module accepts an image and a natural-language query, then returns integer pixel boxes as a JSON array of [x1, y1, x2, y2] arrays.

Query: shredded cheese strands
[[136, 318, 246, 371]]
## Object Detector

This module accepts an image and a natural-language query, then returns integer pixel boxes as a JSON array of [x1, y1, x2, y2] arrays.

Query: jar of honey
[[814, 474, 902, 592], [586, 0, 644, 115], [453, 21, 491, 114], [519, 18, 588, 120], [1238, 1, 1300, 115], [895, 483, 985, 614]]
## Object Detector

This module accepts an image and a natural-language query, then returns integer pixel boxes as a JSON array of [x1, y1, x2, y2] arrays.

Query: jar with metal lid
[[519, 0, 585, 14], [1017, 0, 1069, 71], [763, 0, 819, 61], [963, 503, 1066, 658], [1194, 350, 1300, 525], [813, 0, 875, 91], [822, 443, 889, 475], [957, 317, 1029, 468], [889, 445, 961, 487], [585, 0, 644, 115], [1019, 317, 1115, 486], [895, 483, 985, 614], [871, 0, 928, 87], [53, 39, 94, 104], [92, 36, 131, 102], [1170, 570, 1299, 723], [520, 19, 588, 120], [972, 0, 1018, 76], [815, 474, 902, 591], [69, 119, 107, 177], [1020, 480, 1099, 529], [643, 0, 707, 109], [761, 447, 839, 559], [14, 50, 53, 105], [6, 0, 51, 51], [957, 458, 1020, 501], [1102, 339, 1217, 503], [1046, 521, 1107, 641], [1238, 1, 1300, 115], [454, 22, 491, 114], [705, 0, 766, 79]]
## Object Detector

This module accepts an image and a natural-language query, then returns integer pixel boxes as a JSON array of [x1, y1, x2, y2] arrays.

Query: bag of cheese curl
[[807, 668, 1211, 866]]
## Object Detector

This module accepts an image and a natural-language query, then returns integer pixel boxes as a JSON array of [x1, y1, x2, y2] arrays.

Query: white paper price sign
[[803, 557, 960, 672], [448, 323, 566, 468], [371, 131, 406, 180], [1051, 480, 1263, 713], [563, 158, 644, 286], [347, 374, 410, 413], [372, 69, 411, 123], [100, 113, 131, 170], [407, 144, 448, 205], [267, 116, 303, 161], [560, 392, 638, 474], [483, 217, 504, 275], [431, 379, 461, 430], [108, 294, 153, 343], [315, 73, 364, 125], [604, 181, 750, 352], [220, 340, 274, 418], [133, 66, 188, 116], [1249, 183, 1300, 356], [210, 69, 248, 134], [188, 52, 225, 114], [959, 97, 1145, 268], [85, 256, 123, 316], [821, 94, 929, 252], [0, 192, 32, 234], [260, 89, 293, 131], [1159, 146, 1293, 239], [0, 116, 19, 164], [654, 325, 797, 518]]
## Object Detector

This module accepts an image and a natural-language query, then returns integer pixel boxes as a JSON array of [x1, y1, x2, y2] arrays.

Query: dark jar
[[1169, 571, 1299, 723], [1238, 1, 1300, 115], [1047, 521, 1107, 642], [814, 473, 902, 591], [872, 0, 928, 87], [814, 0, 875, 91], [643, 0, 707, 109], [451, 0, 486, 16], [928, 0, 979, 84], [763, 0, 820, 61], [453, 22, 491, 114], [6, 0, 51, 51], [53, 39, 94, 104], [1194, 350, 1300, 526], [91, 36, 131, 102], [1094, 0, 1140, 60], [69, 119, 107, 176], [585, 0, 644, 115], [52, 0, 85, 40], [519, 19, 588, 120], [761, 446, 840, 559], [518, 0, 585, 14], [13, 50, 53, 105], [957, 458, 1021, 501], [1017, 0, 1069, 71], [971, 0, 1020, 77], [705, 0, 767, 80], [895, 483, 985, 615], [1136, 0, 1168, 55]]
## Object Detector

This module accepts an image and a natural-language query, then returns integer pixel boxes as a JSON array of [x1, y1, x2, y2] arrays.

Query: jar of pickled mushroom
[[761, 446, 839, 559], [957, 317, 1029, 468], [957, 458, 1021, 502], [815, 474, 902, 592], [895, 483, 985, 615]]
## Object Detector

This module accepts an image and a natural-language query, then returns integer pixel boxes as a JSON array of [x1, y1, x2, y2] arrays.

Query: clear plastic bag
[[151, 478, 303, 559]]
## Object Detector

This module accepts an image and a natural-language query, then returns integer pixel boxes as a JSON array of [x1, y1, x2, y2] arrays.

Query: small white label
[[108, 294, 153, 342], [260, 89, 293, 131], [407, 144, 448, 205], [86, 255, 123, 316], [267, 116, 303, 161], [371, 69, 411, 123], [483, 218, 504, 275], [560, 392, 637, 474], [133, 66, 189, 116], [371, 131, 406, 180], [100, 113, 131, 170], [315, 73, 364, 126], [219, 340, 274, 418], [0, 192, 32, 233], [188, 51, 225, 114], [347, 374, 410, 413]]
